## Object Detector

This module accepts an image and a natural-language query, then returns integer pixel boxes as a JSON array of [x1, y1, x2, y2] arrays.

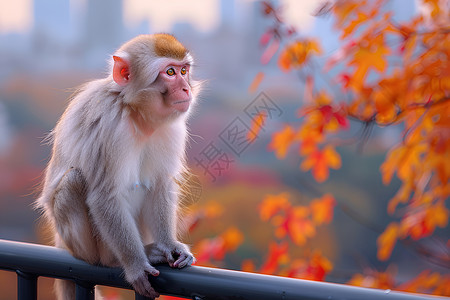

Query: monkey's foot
[[146, 241, 196, 269], [126, 262, 160, 299]]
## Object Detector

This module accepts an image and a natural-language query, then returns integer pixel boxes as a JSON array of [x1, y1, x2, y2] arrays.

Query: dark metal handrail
[[0, 239, 443, 300]]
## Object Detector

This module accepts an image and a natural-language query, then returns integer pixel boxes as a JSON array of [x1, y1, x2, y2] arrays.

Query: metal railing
[[0, 239, 443, 300]]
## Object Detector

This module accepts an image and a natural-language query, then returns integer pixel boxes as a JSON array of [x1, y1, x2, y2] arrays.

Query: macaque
[[37, 34, 199, 299]]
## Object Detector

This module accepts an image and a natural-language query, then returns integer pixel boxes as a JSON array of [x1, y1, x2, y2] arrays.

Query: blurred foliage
[[161, 1, 449, 299]]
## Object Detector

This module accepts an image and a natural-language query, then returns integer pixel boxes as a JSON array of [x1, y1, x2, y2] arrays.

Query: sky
[[0, 0, 317, 34], [0, 0, 32, 33]]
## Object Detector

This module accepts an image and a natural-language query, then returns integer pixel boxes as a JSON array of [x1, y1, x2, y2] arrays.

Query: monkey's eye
[[166, 68, 175, 76], [180, 67, 187, 75]]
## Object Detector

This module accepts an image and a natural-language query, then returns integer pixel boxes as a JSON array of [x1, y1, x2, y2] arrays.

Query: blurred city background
[[0, 0, 448, 299]]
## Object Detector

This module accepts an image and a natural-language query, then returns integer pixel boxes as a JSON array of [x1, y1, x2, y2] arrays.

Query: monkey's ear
[[113, 56, 130, 87]]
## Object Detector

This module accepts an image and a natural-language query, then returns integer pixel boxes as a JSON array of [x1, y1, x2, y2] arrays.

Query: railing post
[[76, 281, 95, 300], [16, 270, 37, 300]]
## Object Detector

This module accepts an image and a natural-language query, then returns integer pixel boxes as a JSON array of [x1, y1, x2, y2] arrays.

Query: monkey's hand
[[146, 241, 195, 268], [125, 262, 160, 299]]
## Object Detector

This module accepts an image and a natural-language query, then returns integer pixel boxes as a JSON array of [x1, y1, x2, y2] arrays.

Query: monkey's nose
[[183, 88, 189, 95]]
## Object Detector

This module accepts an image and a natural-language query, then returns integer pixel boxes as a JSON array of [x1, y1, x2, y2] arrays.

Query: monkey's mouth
[[173, 100, 190, 105], [172, 99, 190, 112]]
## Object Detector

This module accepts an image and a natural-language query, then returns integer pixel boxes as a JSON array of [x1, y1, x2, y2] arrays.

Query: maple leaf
[[248, 71, 265, 93], [303, 251, 333, 281], [247, 112, 266, 140], [348, 33, 390, 88], [399, 201, 449, 240], [260, 242, 289, 274], [288, 206, 316, 245], [377, 222, 399, 261], [380, 144, 427, 185], [194, 238, 224, 263], [298, 129, 324, 155], [278, 39, 322, 72], [342, 12, 369, 38], [300, 145, 342, 182], [333, 0, 364, 28], [241, 259, 256, 273], [287, 251, 333, 281], [374, 90, 398, 124], [387, 181, 413, 214], [194, 227, 244, 263], [258, 0, 450, 282], [310, 194, 336, 225], [397, 270, 450, 296], [259, 193, 291, 221], [348, 267, 397, 290], [269, 125, 298, 159], [221, 227, 244, 252]]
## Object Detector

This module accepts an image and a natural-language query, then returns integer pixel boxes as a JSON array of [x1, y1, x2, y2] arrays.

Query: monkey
[[36, 34, 199, 299]]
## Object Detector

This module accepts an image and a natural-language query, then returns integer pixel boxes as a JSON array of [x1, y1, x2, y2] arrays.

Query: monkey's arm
[[87, 185, 160, 298], [144, 180, 195, 268]]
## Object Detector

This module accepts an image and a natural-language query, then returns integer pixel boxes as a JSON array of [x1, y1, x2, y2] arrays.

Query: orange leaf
[[203, 201, 224, 218], [377, 222, 399, 261], [301, 145, 341, 182], [260, 242, 289, 274], [248, 71, 265, 93], [387, 181, 412, 214], [342, 12, 369, 38], [269, 125, 298, 159], [299, 130, 323, 155], [194, 227, 243, 263], [288, 207, 316, 245], [333, 0, 362, 28], [380, 144, 427, 184], [310, 194, 336, 225], [304, 251, 333, 281], [241, 259, 256, 273], [287, 252, 333, 281], [259, 193, 291, 221], [247, 112, 266, 140], [374, 91, 397, 124], [289, 219, 315, 245], [348, 267, 396, 290], [348, 33, 390, 88], [221, 227, 244, 251], [278, 39, 322, 72], [400, 201, 449, 240]]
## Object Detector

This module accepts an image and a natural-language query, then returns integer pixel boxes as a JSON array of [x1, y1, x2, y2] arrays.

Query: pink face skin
[[112, 57, 193, 137], [159, 64, 191, 113]]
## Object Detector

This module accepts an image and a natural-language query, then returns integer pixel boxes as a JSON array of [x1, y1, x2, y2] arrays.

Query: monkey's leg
[[144, 181, 195, 269], [52, 167, 99, 260], [52, 168, 100, 300], [54, 278, 75, 300]]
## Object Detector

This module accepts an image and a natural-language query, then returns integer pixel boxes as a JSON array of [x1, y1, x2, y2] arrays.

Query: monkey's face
[[158, 64, 191, 113]]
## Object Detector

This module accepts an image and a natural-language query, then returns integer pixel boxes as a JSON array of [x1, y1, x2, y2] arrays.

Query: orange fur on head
[[153, 34, 188, 60]]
